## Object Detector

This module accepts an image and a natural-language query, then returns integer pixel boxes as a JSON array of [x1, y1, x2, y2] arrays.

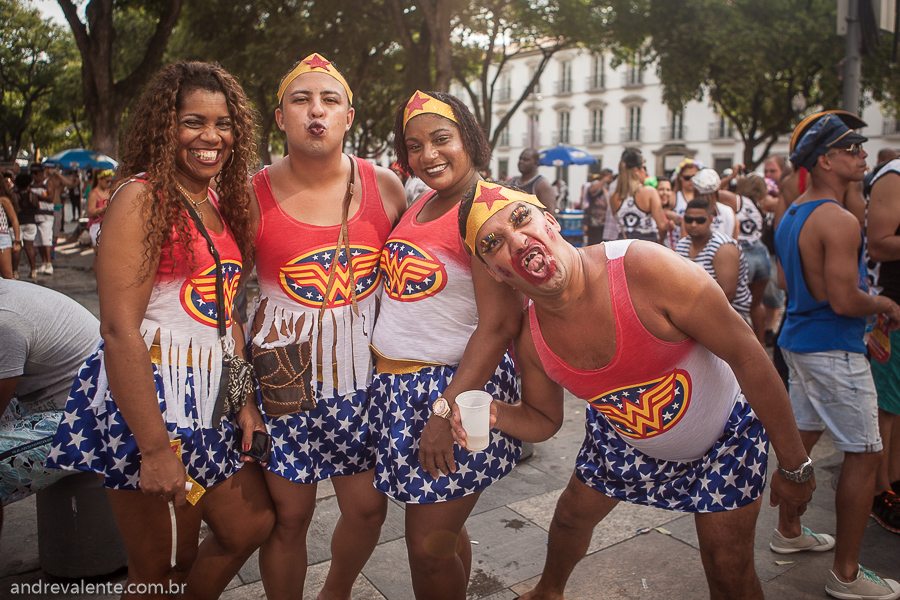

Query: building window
[[526, 112, 540, 148], [588, 54, 605, 91], [587, 107, 604, 144], [498, 124, 510, 148], [714, 157, 734, 173], [529, 65, 541, 95], [664, 110, 684, 141], [623, 104, 642, 142], [557, 61, 572, 95], [498, 72, 512, 102], [498, 158, 509, 181], [709, 114, 734, 140], [624, 51, 643, 87], [554, 110, 571, 144]]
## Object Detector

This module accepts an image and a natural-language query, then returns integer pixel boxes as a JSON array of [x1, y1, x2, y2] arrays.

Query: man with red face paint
[[456, 180, 818, 600]]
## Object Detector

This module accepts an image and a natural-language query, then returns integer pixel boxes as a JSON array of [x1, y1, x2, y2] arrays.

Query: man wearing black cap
[[774, 111, 900, 599]]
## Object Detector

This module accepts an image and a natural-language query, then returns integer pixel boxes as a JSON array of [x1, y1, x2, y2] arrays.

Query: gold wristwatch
[[431, 397, 452, 420]]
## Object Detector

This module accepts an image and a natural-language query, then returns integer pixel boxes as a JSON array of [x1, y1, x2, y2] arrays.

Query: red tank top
[[528, 239, 740, 461], [250, 157, 392, 394]]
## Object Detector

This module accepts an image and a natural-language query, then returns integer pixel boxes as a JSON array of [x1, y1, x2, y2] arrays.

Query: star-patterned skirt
[[46, 346, 242, 490], [1, 400, 70, 505], [369, 352, 522, 504], [263, 383, 375, 483], [576, 394, 769, 513]]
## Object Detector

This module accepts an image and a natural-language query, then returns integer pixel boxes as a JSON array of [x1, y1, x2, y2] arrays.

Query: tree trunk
[[58, 0, 183, 159]]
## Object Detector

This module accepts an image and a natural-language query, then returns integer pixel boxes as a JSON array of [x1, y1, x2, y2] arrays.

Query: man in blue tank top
[[775, 110, 900, 600]]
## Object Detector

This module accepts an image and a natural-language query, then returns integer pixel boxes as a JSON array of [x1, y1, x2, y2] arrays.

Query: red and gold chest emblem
[[278, 244, 381, 309], [180, 260, 242, 328], [379, 239, 447, 302], [587, 369, 692, 439]]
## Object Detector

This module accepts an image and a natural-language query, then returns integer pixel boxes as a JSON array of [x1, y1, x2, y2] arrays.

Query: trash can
[[36, 472, 127, 578]]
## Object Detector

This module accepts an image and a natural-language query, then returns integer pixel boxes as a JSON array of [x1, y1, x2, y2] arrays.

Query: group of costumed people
[[42, 51, 880, 600]]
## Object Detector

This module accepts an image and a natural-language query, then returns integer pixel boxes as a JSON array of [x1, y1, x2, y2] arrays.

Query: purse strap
[[179, 190, 228, 341], [318, 156, 358, 322]]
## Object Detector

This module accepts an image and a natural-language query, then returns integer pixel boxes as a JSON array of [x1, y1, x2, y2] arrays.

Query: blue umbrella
[[538, 144, 597, 167], [44, 148, 118, 170]]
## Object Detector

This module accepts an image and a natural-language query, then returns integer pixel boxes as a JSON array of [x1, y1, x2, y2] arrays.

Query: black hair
[[393, 91, 491, 174], [621, 148, 643, 170], [686, 197, 711, 212]]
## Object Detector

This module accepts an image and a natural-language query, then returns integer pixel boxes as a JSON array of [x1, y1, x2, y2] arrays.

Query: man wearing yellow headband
[[248, 53, 406, 600], [456, 180, 818, 599]]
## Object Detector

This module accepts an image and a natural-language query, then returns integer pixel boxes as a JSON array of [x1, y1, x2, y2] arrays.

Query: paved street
[[1, 232, 898, 599]]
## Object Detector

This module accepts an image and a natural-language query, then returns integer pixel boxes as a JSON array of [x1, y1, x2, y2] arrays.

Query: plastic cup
[[455, 390, 492, 451]]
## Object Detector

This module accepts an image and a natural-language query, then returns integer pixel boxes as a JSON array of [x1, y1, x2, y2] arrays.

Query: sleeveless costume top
[[528, 240, 740, 462], [372, 192, 476, 365], [89, 179, 243, 429], [251, 157, 392, 395], [735, 195, 764, 246], [869, 159, 900, 303], [775, 199, 867, 354], [675, 231, 751, 317], [616, 195, 657, 242]]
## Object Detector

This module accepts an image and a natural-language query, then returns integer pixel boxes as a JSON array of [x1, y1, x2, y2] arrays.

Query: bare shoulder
[[372, 164, 407, 224], [109, 179, 152, 213]]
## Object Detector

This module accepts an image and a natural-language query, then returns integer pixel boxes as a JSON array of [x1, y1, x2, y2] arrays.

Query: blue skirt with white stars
[[369, 352, 521, 504], [576, 393, 769, 513], [262, 383, 375, 484], [46, 345, 241, 490]]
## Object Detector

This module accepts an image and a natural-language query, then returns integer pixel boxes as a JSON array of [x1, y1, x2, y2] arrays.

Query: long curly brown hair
[[115, 61, 258, 280]]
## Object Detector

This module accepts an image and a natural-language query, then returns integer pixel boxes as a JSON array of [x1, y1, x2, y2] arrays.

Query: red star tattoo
[[304, 54, 332, 71], [474, 185, 508, 210]]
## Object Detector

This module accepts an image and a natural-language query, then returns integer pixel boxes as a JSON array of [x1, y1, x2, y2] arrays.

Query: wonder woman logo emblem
[[588, 370, 692, 439], [379, 240, 447, 302], [279, 244, 381, 309], [181, 260, 242, 328]]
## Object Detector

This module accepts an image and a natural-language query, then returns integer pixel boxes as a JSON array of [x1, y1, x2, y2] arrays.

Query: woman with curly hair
[[47, 62, 274, 598]]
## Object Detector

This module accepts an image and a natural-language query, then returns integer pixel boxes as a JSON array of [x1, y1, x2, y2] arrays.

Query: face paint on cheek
[[497, 266, 512, 278], [545, 224, 556, 240]]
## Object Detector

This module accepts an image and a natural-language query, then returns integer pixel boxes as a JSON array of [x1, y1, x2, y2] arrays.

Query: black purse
[[179, 194, 255, 425]]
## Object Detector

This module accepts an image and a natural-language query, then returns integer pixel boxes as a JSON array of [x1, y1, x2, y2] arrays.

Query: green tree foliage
[[0, 0, 74, 162], [57, 0, 183, 158], [606, 0, 845, 169], [174, 0, 407, 163]]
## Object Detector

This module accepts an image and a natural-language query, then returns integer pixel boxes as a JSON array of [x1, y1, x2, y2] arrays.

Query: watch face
[[433, 399, 449, 414]]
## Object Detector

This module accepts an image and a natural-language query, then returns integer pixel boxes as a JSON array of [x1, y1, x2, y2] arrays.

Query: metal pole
[[843, 0, 862, 114]]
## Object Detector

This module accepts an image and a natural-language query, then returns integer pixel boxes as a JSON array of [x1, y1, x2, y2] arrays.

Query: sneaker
[[826, 565, 900, 600], [871, 491, 900, 534], [36, 263, 47, 275], [770, 526, 836, 554], [43, 263, 52, 275]]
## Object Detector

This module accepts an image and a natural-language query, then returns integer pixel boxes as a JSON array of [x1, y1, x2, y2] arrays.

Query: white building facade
[[451, 47, 899, 191]]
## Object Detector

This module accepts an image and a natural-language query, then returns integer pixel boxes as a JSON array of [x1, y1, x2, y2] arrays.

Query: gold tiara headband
[[464, 181, 546, 256], [277, 53, 353, 105], [402, 90, 457, 132]]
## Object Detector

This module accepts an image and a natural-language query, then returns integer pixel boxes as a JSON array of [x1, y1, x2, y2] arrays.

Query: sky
[[30, 0, 73, 25]]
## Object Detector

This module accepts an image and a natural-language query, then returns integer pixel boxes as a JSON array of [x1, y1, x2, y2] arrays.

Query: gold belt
[[149, 343, 212, 370], [371, 346, 445, 375]]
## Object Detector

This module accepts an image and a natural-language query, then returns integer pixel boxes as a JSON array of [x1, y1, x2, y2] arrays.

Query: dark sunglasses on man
[[829, 142, 864, 157], [683, 216, 708, 225]]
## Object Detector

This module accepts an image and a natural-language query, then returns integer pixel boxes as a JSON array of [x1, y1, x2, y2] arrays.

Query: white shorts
[[20, 224, 36, 242], [33, 216, 54, 247], [0, 232, 10, 251], [89, 222, 100, 246]]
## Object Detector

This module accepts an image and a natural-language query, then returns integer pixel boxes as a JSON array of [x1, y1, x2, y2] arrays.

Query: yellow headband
[[402, 90, 457, 132], [277, 53, 353, 105], [464, 181, 546, 256]]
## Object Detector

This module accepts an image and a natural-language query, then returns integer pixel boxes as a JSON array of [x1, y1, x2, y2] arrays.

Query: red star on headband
[[304, 54, 332, 71], [474, 185, 508, 210], [405, 92, 430, 115]]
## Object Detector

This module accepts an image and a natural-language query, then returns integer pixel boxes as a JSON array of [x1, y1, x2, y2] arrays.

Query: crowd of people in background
[[1, 57, 900, 600]]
